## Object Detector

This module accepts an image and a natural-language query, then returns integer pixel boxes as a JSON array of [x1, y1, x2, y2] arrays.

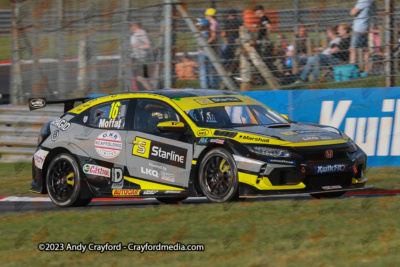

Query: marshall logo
[[325, 150, 333, 159]]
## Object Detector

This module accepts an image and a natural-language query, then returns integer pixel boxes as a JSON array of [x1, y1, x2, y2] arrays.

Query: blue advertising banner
[[244, 87, 400, 167]]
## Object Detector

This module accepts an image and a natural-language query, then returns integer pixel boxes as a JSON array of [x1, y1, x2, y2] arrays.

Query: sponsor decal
[[83, 116, 88, 123], [143, 190, 158, 195], [132, 137, 187, 168], [28, 98, 46, 110], [315, 164, 347, 174], [198, 137, 208, 145], [197, 129, 210, 136], [302, 136, 319, 141], [164, 190, 182, 194], [112, 189, 140, 196], [208, 97, 242, 103], [194, 98, 214, 105], [141, 167, 158, 178], [33, 149, 49, 169], [322, 185, 342, 190], [51, 130, 59, 141], [267, 159, 296, 165], [83, 164, 111, 177], [325, 150, 333, 159], [280, 131, 298, 136], [161, 171, 176, 182], [111, 168, 124, 189], [210, 139, 224, 144], [51, 118, 71, 131], [99, 118, 123, 129], [238, 135, 270, 143], [95, 131, 122, 159], [320, 135, 333, 140]]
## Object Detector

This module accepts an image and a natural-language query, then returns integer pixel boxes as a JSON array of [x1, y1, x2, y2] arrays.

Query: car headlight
[[247, 146, 291, 158], [347, 139, 357, 153]]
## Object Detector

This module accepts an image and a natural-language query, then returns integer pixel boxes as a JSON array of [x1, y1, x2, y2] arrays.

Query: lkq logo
[[141, 167, 158, 178], [320, 99, 400, 156]]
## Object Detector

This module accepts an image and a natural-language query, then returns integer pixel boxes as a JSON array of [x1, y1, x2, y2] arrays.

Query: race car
[[29, 89, 371, 207]]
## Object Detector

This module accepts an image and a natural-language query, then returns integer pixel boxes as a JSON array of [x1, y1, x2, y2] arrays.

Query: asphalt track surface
[[0, 191, 399, 214]]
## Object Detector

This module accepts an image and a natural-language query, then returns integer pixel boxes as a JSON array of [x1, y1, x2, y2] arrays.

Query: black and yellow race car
[[29, 89, 371, 207]]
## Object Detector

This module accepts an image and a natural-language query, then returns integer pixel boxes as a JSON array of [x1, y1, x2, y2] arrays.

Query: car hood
[[227, 122, 345, 143]]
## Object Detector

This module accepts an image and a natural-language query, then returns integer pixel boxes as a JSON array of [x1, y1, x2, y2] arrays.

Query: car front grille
[[303, 173, 352, 188]]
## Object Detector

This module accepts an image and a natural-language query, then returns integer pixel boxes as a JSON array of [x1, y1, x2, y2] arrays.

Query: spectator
[[253, 5, 274, 67], [130, 22, 152, 91], [175, 53, 199, 87], [350, 0, 375, 72], [204, 8, 220, 89], [197, 18, 211, 89], [222, 8, 242, 72], [296, 23, 352, 83], [295, 25, 308, 56]]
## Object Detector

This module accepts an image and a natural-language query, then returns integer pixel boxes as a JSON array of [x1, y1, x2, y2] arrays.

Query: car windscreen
[[185, 105, 288, 128]]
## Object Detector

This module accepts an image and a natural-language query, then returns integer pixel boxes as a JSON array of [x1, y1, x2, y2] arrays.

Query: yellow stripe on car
[[123, 177, 184, 191], [238, 172, 306, 190]]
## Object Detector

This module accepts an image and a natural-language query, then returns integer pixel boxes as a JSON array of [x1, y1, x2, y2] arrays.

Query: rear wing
[[28, 97, 91, 113]]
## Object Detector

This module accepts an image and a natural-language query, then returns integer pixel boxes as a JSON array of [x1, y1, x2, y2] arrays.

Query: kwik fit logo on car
[[132, 137, 187, 168], [95, 131, 122, 158], [83, 164, 110, 177], [315, 164, 347, 174]]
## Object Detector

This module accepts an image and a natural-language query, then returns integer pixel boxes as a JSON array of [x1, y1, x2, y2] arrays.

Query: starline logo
[[320, 99, 400, 156], [83, 164, 110, 177]]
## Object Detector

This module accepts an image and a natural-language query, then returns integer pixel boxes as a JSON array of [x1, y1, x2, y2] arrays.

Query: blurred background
[[1, 0, 398, 104]]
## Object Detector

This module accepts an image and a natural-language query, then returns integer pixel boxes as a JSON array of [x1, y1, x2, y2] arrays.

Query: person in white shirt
[[130, 22, 152, 91], [322, 25, 342, 55]]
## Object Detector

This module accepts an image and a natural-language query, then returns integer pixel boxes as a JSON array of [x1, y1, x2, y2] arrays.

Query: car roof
[[109, 89, 239, 99]]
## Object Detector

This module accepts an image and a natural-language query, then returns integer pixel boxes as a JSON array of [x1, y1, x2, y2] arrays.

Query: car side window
[[89, 100, 129, 130], [134, 99, 181, 134]]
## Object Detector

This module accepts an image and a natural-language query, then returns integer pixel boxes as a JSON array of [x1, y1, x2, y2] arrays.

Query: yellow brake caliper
[[219, 159, 230, 173], [66, 172, 75, 186]]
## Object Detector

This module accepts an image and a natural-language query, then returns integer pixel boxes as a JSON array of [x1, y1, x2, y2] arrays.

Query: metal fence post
[[120, 0, 132, 92], [10, 1, 23, 104], [163, 0, 172, 89], [57, 0, 66, 98], [385, 0, 395, 87]]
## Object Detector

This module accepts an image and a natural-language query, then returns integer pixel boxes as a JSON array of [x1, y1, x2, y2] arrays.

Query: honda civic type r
[[29, 89, 371, 207]]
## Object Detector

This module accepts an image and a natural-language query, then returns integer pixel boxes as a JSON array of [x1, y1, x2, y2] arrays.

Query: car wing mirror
[[157, 121, 186, 134], [280, 114, 291, 120]]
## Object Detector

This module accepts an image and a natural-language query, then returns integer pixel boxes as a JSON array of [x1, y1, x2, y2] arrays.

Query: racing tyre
[[46, 153, 92, 207], [310, 191, 346, 199], [198, 148, 239, 203], [156, 197, 188, 204]]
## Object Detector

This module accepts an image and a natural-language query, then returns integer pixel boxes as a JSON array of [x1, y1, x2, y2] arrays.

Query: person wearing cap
[[222, 8, 242, 72], [203, 7, 220, 89]]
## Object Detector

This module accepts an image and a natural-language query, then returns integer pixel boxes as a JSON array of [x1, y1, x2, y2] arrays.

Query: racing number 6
[[109, 102, 121, 119]]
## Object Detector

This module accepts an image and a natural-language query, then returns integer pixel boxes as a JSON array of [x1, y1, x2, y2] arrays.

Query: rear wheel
[[198, 148, 239, 203], [46, 153, 92, 207], [156, 197, 187, 204], [310, 191, 346, 199]]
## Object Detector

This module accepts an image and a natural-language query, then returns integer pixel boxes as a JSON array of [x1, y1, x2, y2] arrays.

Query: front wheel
[[46, 153, 92, 207], [310, 191, 346, 199], [198, 148, 239, 203]]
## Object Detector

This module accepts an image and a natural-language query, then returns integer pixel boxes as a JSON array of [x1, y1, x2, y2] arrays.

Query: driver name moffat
[[240, 135, 269, 143]]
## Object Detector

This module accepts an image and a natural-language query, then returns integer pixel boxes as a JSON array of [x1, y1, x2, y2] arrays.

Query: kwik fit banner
[[244, 87, 400, 167]]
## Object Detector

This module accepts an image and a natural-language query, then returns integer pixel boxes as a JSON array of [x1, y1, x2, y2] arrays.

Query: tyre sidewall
[[198, 148, 239, 203], [46, 153, 81, 207]]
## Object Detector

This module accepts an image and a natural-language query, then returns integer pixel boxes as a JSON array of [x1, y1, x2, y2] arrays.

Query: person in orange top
[[175, 53, 199, 81]]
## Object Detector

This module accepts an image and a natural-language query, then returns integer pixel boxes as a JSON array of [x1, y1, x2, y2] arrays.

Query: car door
[[125, 98, 193, 189], [70, 100, 130, 186]]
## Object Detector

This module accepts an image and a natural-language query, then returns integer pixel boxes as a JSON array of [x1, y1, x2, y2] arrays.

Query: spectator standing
[[222, 9, 242, 72], [197, 18, 211, 89], [130, 22, 152, 91], [297, 23, 352, 82], [350, 0, 375, 72], [175, 53, 199, 87], [204, 8, 220, 89], [254, 5, 275, 68]]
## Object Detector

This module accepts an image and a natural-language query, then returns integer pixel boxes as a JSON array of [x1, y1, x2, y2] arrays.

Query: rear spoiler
[[28, 97, 91, 113]]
